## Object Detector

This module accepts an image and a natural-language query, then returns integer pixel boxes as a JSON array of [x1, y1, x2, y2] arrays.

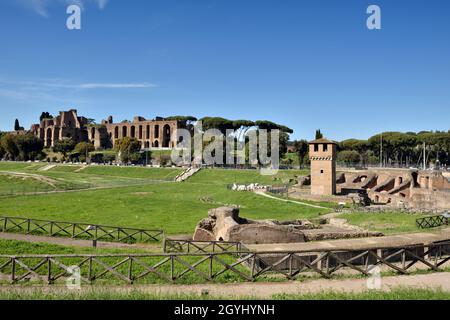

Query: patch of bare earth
[[131, 192, 154, 196]]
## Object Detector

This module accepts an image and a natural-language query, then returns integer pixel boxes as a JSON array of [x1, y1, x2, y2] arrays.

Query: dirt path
[[254, 190, 329, 209], [1, 272, 449, 298], [38, 165, 56, 172], [0, 232, 161, 252], [74, 166, 88, 172]]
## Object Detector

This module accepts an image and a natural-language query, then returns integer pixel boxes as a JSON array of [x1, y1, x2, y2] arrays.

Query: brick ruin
[[337, 168, 450, 211], [29, 109, 184, 150], [309, 138, 337, 196], [193, 207, 382, 245], [30, 110, 89, 147], [102, 115, 181, 149], [289, 136, 450, 211]]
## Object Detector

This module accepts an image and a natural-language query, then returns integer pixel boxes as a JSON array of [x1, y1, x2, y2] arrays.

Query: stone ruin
[[337, 169, 450, 211], [296, 175, 311, 187], [292, 168, 450, 212], [230, 183, 268, 192], [193, 206, 383, 245]]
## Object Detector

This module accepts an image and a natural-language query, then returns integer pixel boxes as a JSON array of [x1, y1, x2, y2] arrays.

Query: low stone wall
[[408, 189, 450, 211], [228, 224, 306, 244]]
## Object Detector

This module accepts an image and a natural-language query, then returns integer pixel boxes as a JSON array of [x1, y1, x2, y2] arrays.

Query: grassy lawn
[[0, 163, 434, 236], [0, 239, 151, 255], [0, 164, 328, 234], [1, 164, 432, 236], [340, 212, 429, 234], [0, 182, 328, 234]]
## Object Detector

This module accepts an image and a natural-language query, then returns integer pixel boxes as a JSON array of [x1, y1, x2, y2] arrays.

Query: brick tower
[[309, 138, 337, 195]]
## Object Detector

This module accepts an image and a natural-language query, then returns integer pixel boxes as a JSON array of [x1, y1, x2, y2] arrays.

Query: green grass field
[[0, 163, 183, 195], [0, 163, 432, 235], [0, 239, 151, 255], [0, 163, 327, 234], [341, 212, 429, 234]]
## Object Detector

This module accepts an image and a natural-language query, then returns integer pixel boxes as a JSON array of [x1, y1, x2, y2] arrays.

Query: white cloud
[[13, 0, 110, 17], [79, 82, 155, 89], [0, 79, 156, 91], [94, 0, 109, 10], [18, 0, 49, 17], [0, 78, 156, 104]]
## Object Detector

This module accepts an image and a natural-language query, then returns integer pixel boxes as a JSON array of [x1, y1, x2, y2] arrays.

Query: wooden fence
[[416, 215, 448, 229], [163, 238, 245, 253], [1, 241, 449, 285], [0, 216, 164, 243]]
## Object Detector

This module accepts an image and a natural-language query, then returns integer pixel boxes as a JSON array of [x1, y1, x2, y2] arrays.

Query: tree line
[[291, 130, 450, 168], [2, 116, 449, 168], [0, 132, 44, 161]]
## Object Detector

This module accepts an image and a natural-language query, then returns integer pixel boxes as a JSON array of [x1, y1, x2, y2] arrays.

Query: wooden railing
[[416, 215, 448, 229], [163, 238, 245, 253], [0, 216, 164, 243], [1, 241, 449, 285]]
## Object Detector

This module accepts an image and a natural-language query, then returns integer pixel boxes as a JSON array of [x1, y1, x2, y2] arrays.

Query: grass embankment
[[0, 163, 183, 195], [0, 175, 55, 195], [80, 166, 182, 180], [190, 168, 308, 186]]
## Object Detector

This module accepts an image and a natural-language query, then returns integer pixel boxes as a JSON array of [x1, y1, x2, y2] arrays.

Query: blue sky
[[0, 0, 449, 140]]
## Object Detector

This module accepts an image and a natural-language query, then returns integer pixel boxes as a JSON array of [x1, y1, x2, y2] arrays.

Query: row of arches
[[112, 124, 172, 148], [44, 127, 74, 147]]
